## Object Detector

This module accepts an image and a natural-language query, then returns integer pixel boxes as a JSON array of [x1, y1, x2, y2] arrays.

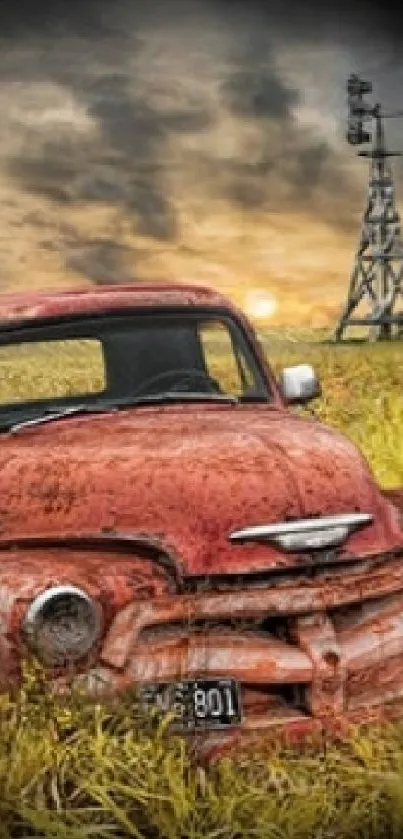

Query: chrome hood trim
[[228, 513, 374, 551]]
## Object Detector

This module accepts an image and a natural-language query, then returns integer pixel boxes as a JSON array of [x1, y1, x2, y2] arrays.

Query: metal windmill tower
[[335, 74, 403, 341]]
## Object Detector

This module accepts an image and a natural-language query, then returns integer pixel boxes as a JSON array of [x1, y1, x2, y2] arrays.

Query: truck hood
[[0, 404, 401, 576]]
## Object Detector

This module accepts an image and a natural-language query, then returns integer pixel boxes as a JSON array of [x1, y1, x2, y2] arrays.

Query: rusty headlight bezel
[[22, 585, 102, 667]]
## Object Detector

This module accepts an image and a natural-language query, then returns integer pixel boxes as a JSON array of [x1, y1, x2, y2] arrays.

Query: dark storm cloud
[[0, 0, 112, 37], [197, 137, 360, 233], [6, 69, 189, 240], [9, 139, 81, 205], [4, 74, 212, 248], [215, 29, 363, 228], [65, 237, 135, 285], [223, 66, 299, 121], [214, 0, 403, 47], [1, 12, 218, 254], [0, 0, 401, 285], [45, 222, 138, 285]]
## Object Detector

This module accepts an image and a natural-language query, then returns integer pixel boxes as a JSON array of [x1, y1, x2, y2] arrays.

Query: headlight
[[22, 585, 102, 666]]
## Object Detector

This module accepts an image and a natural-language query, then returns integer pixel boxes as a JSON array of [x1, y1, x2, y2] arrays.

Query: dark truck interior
[[104, 320, 217, 397]]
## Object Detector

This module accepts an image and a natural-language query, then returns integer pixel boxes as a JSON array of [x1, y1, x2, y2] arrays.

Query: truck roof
[[0, 283, 236, 327]]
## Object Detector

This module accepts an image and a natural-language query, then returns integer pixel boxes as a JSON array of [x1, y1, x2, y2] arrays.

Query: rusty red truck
[[0, 281, 402, 755]]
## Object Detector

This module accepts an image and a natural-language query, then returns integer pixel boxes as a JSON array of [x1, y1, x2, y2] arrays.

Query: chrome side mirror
[[280, 364, 321, 405]]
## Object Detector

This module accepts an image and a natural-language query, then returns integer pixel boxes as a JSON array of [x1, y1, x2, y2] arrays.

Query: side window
[[198, 321, 246, 396]]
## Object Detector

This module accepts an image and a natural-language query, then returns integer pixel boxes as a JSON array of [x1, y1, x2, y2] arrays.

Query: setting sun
[[244, 289, 278, 320]]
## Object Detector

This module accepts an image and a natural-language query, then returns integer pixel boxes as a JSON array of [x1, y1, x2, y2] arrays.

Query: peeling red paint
[[0, 282, 401, 750], [0, 407, 401, 575], [0, 283, 235, 324]]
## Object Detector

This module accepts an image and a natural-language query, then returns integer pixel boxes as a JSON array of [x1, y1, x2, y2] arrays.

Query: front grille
[[100, 549, 403, 725], [185, 549, 390, 593]]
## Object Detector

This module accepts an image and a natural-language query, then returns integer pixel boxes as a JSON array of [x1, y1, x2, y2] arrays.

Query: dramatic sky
[[0, 0, 402, 325]]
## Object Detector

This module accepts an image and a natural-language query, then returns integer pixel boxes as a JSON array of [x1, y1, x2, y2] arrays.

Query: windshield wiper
[[108, 391, 239, 408], [4, 392, 238, 434], [7, 403, 119, 434]]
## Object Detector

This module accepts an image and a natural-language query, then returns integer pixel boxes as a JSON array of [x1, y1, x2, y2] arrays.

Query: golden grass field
[[263, 332, 403, 489], [0, 333, 403, 838]]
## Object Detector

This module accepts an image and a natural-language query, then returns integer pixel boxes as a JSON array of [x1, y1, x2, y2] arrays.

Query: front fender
[[383, 488, 403, 512], [0, 548, 174, 689]]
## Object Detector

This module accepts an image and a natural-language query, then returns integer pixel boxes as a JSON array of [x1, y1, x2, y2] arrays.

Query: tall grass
[[4, 665, 403, 838]]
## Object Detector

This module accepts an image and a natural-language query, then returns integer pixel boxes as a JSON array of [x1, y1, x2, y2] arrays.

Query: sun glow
[[244, 289, 278, 320]]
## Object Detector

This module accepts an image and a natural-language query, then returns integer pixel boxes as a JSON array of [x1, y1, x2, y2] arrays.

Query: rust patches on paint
[[0, 283, 402, 753]]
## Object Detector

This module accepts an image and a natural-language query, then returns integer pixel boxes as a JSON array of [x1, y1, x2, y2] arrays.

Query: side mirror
[[280, 364, 321, 405]]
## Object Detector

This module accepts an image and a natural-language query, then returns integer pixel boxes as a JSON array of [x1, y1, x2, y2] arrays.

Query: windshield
[[0, 310, 271, 428]]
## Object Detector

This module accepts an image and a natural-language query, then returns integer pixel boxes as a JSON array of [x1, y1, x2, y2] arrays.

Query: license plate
[[139, 678, 242, 730]]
